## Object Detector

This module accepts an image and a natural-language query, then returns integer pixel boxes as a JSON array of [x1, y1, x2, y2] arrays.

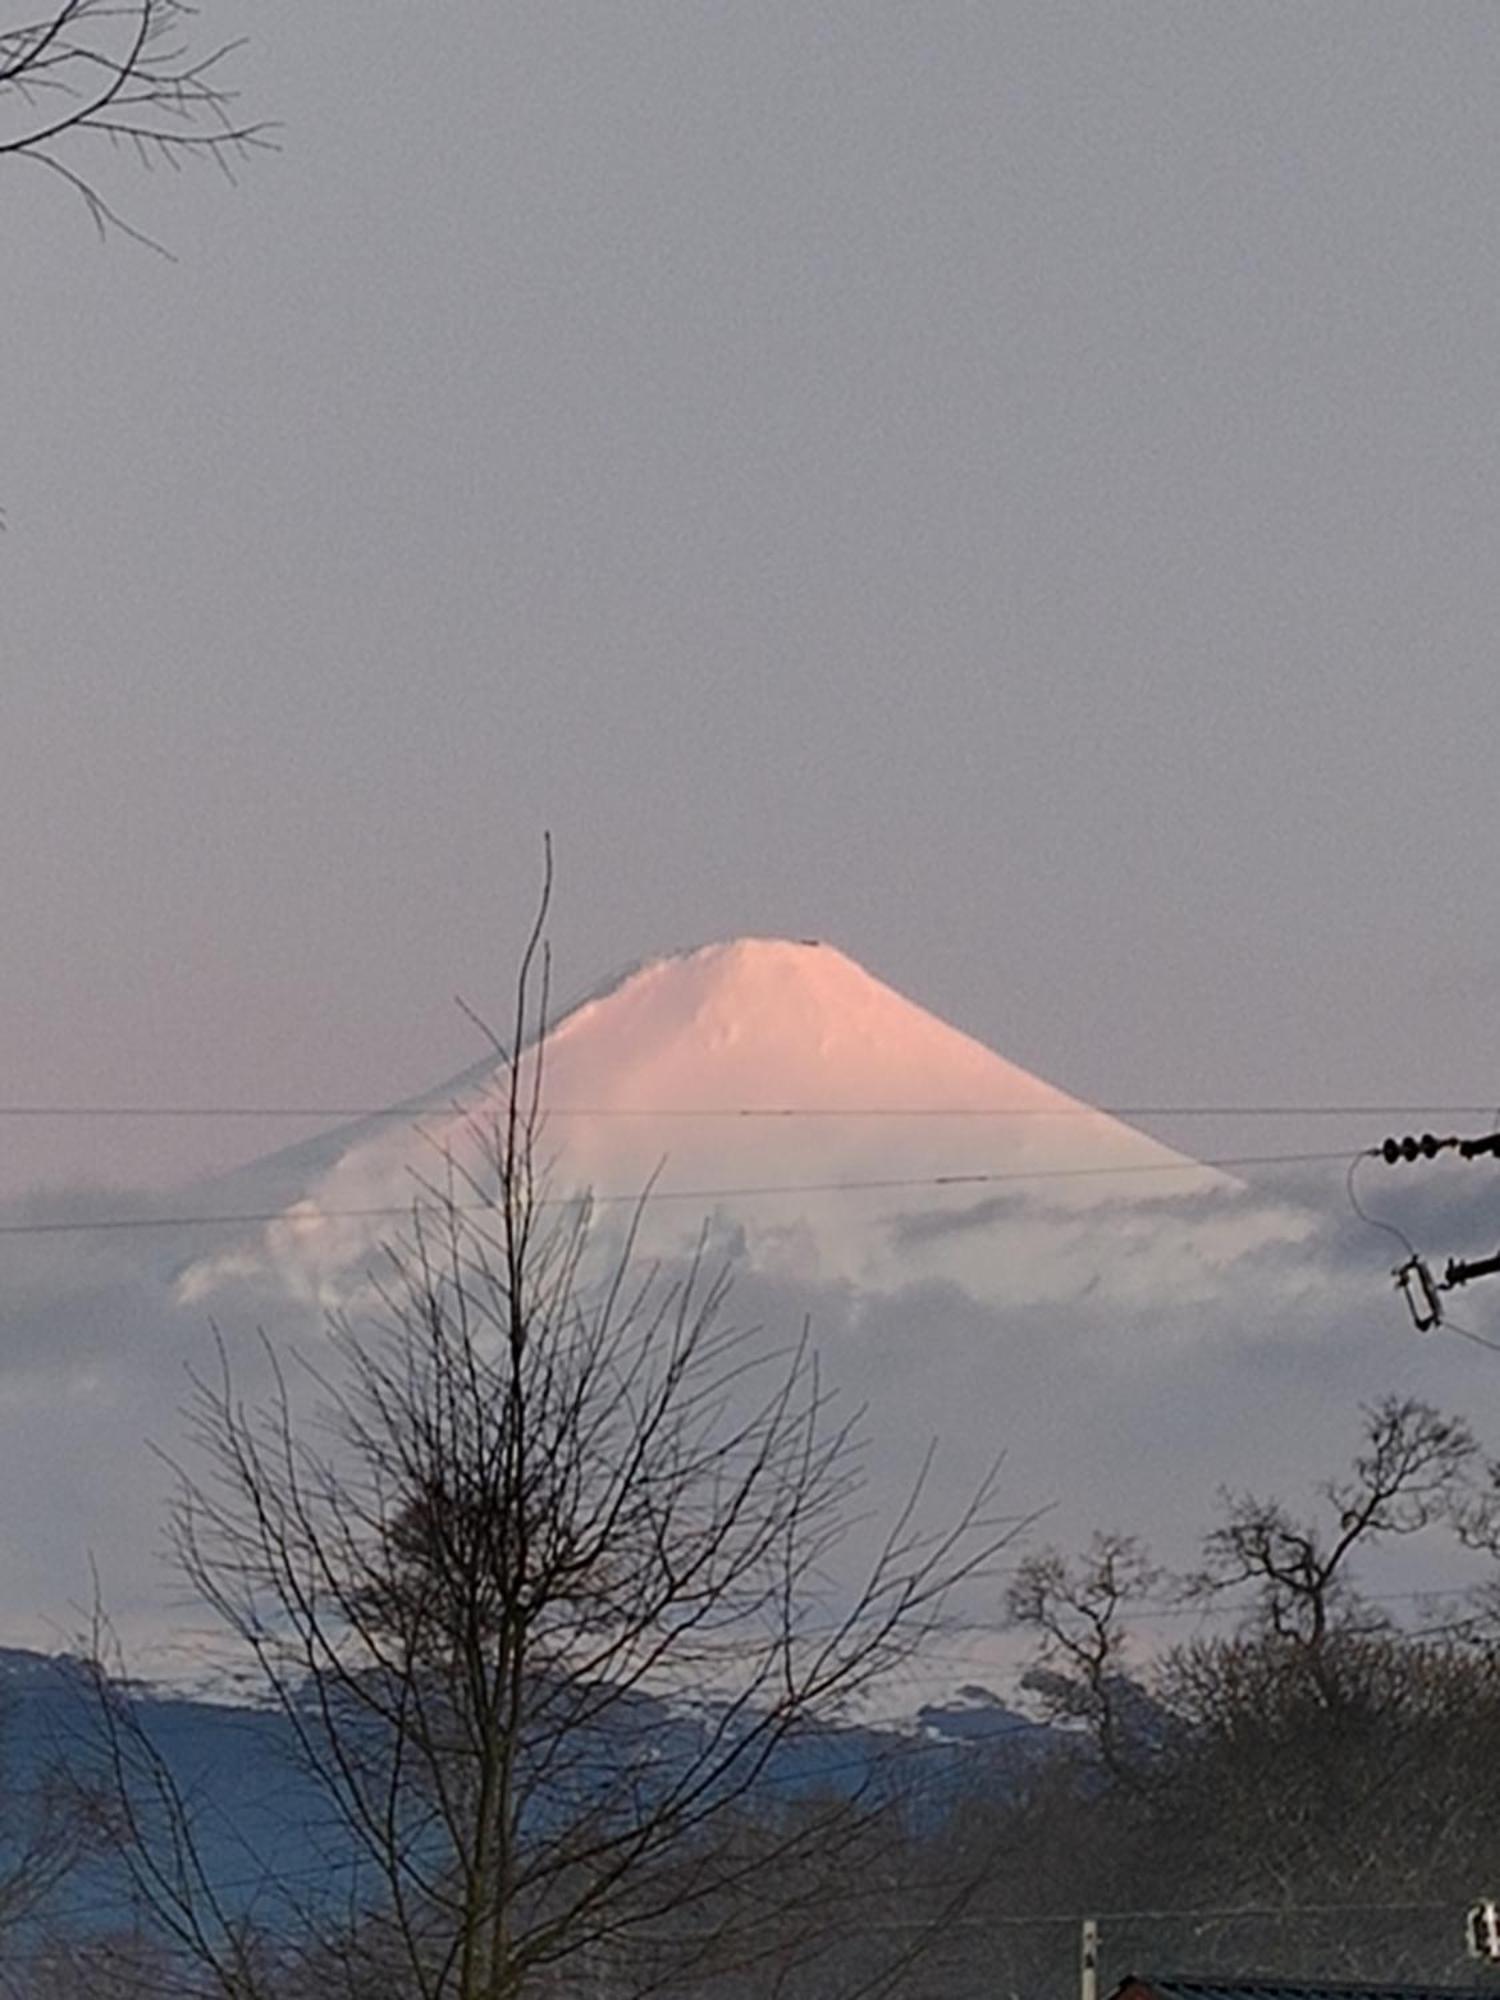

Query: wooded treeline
[[6, 1393, 1500, 1999], [880, 1394, 1500, 1998]]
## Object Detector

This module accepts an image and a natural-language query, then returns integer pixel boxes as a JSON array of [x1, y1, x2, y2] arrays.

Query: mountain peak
[[541, 936, 1083, 1116], [182, 937, 1273, 1310]]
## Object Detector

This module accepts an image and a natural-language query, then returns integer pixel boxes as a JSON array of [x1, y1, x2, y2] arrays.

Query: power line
[[0, 1101, 1491, 1122], [14, 1870, 1466, 1940], [0, 1149, 1354, 1242], [788, 1899, 1462, 1932]]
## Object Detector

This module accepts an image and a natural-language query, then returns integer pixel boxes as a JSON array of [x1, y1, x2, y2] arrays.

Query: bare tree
[[984, 1404, 1500, 1991], [0, 1724, 100, 1942], [1006, 1534, 1164, 1788], [7, 1926, 203, 2000], [0, 1672, 117, 2000], [1186, 1395, 1477, 1667], [0, 1, 268, 245], [89, 875, 1014, 2000]]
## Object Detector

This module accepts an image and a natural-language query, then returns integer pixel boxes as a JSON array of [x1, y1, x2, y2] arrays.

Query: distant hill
[[0, 1647, 1049, 1930]]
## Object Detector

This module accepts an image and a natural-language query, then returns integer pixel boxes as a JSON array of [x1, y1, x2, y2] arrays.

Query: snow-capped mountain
[[182, 939, 1305, 1310], [0, 940, 1411, 1671]]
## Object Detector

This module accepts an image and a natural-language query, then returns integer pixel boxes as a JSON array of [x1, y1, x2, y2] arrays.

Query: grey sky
[[5, 2, 1500, 1202]]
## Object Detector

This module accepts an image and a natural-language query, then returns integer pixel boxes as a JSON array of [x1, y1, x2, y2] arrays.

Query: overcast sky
[[6, 1, 1500, 1203]]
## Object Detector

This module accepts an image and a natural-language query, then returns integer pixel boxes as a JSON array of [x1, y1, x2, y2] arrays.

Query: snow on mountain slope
[[181, 940, 1306, 1309]]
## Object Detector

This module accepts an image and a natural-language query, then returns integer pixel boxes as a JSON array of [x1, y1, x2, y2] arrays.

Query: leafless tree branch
[[1, 1, 270, 246]]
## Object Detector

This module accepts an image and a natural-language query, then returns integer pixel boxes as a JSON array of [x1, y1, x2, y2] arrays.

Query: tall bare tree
[[90, 873, 1013, 2000]]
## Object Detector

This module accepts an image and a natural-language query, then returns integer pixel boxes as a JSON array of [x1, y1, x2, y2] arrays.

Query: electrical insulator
[[1382, 1134, 1447, 1165], [1394, 1256, 1443, 1332], [1467, 1900, 1500, 1961]]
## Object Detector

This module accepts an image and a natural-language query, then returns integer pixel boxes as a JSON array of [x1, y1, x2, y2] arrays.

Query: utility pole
[[1371, 1128, 1500, 1331], [1081, 1917, 1099, 2000]]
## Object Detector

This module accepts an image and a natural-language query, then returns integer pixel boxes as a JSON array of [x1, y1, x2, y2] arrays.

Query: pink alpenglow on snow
[[179, 940, 1307, 1310]]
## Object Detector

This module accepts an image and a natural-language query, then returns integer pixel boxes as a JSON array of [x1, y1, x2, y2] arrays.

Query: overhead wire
[[3, 1100, 1494, 1342], [1344, 1150, 1420, 1265], [0, 1148, 1356, 1241], [4, 1868, 1470, 1946], [1434, 1313, 1500, 1357], [0, 1100, 1493, 1122]]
